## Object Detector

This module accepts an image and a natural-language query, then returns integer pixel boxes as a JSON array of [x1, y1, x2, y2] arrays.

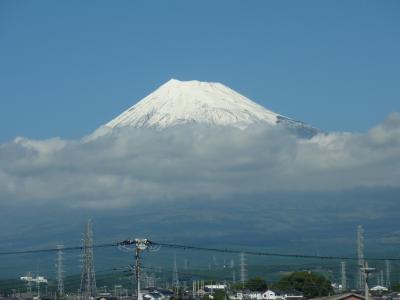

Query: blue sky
[[0, 0, 399, 141]]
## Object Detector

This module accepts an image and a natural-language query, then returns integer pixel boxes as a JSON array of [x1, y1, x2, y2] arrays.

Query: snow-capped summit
[[106, 78, 280, 129], [93, 79, 318, 137]]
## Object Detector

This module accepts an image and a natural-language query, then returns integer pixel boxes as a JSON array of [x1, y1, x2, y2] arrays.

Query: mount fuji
[[92, 79, 319, 138]]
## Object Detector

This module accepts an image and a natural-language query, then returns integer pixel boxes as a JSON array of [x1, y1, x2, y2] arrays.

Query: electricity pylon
[[80, 220, 97, 300], [240, 252, 247, 288], [385, 260, 391, 288], [341, 261, 347, 291], [56, 245, 64, 296], [172, 252, 179, 293], [357, 225, 365, 290]]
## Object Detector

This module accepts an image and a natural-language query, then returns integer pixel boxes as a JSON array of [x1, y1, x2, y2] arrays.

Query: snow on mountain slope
[[93, 79, 319, 137]]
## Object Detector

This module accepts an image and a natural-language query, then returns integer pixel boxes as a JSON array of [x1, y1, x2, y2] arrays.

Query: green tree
[[230, 282, 243, 291], [392, 283, 400, 292], [245, 277, 268, 291], [230, 277, 268, 291], [272, 271, 333, 299]]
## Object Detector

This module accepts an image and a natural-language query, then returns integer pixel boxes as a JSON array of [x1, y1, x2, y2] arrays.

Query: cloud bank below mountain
[[0, 113, 399, 209]]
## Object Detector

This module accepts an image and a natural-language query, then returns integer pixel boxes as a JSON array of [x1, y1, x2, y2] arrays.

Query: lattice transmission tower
[[56, 245, 64, 296], [357, 225, 365, 290], [385, 260, 391, 288], [80, 220, 97, 300], [341, 261, 347, 291], [240, 252, 247, 288], [380, 270, 384, 286], [172, 252, 179, 291]]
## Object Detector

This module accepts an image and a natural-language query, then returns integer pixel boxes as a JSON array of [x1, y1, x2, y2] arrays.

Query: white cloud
[[0, 114, 400, 209]]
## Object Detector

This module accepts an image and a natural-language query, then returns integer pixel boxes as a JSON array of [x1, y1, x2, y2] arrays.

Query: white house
[[229, 292, 244, 300], [370, 285, 388, 292], [205, 284, 227, 291], [263, 290, 277, 300], [249, 292, 263, 299]]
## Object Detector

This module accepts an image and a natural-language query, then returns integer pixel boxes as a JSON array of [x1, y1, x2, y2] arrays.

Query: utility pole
[[135, 239, 149, 300], [119, 238, 151, 300], [56, 245, 64, 296], [360, 264, 375, 300], [341, 261, 347, 291]]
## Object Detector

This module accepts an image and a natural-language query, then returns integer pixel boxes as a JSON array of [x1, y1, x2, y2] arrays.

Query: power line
[[150, 241, 400, 261], [2, 239, 400, 262], [0, 242, 118, 256]]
